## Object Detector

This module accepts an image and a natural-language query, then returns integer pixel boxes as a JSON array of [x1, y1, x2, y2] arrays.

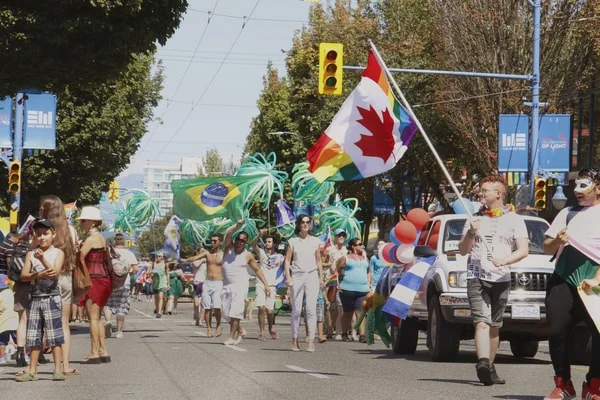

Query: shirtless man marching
[[184, 233, 224, 337]]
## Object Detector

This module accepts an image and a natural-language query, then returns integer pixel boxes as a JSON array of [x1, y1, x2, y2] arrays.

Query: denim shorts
[[467, 278, 510, 328]]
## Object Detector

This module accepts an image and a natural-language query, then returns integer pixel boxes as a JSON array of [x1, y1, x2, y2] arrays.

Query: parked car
[[390, 213, 591, 363]]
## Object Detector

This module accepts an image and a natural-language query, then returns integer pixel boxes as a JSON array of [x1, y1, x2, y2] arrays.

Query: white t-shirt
[[462, 212, 528, 282], [114, 247, 138, 290], [288, 235, 321, 274], [192, 259, 207, 284], [326, 245, 348, 275], [258, 248, 284, 286], [545, 204, 600, 241]]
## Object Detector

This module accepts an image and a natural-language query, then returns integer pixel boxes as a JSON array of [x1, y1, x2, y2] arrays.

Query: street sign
[[498, 114, 529, 172], [23, 93, 57, 150], [538, 114, 571, 172], [0, 97, 13, 148]]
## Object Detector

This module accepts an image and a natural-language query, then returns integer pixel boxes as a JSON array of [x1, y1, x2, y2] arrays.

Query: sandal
[[80, 357, 101, 364], [342, 334, 353, 342], [359, 335, 367, 343], [16, 372, 38, 382], [64, 369, 80, 376]]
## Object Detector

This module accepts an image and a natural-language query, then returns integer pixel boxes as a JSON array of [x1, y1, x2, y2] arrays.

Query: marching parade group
[[0, 169, 599, 400]]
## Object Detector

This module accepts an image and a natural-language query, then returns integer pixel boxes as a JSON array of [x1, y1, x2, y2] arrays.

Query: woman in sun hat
[[77, 206, 112, 364]]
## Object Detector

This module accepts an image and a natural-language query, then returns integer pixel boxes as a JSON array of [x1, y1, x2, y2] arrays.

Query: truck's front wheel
[[509, 340, 539, 358], [427, 295, 460, 361], [391, 317, 419, 354]]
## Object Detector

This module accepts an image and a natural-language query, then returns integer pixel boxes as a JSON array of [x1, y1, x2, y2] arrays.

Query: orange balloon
[[394, 221, 417, 244], [427, 233, 439, 249], [431, 222, 441, 235], [407, 208, 430, 231]]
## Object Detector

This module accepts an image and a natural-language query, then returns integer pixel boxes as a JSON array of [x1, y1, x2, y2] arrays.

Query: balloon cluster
[[314, 198, 362, 238], [112, 190, 161, 233], [378, 208, 430, 265]]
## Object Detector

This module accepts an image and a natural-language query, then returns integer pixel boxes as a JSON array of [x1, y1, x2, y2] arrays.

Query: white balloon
[[395, 244, 415, 264]]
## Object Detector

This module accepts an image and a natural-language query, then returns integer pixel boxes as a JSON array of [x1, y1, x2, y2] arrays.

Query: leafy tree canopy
[[14, 53, 163, 218], [0, 0, 187, 96]]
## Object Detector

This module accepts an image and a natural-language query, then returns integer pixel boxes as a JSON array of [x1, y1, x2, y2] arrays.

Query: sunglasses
[[300, 220, 311, 224], [354, 243, 363, 247], [235, 238, 247, 244], [210, 239, 219, 242]]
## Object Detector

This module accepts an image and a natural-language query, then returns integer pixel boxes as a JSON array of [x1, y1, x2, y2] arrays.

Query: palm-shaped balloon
[[292, 161, 334, 205], [112, 206, 135, 234], [125, 190, 161, 227], [317, 198, 362, 239], [179, 219, 211, 247], [235, 152, 288, 210]]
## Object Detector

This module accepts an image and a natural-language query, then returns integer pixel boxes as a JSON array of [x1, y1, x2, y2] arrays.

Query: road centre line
[[285, 365, 329, 379]]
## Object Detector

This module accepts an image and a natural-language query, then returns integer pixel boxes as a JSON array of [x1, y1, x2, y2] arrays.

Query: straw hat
[[77, 206, 102, 221]]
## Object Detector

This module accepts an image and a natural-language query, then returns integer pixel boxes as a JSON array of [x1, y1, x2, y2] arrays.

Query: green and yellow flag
[[172, 176, 249, 221]]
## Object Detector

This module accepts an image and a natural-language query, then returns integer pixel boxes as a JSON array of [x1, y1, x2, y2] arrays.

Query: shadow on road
[[493, 395, 543, 400], [351, 349, 551, 365], [417, 377, 481, 386]]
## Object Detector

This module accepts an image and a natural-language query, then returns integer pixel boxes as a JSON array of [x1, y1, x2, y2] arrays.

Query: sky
[[118, 0, 315, 182]]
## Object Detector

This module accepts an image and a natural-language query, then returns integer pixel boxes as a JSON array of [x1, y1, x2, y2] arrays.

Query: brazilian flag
[[172, 176, 249, 221]]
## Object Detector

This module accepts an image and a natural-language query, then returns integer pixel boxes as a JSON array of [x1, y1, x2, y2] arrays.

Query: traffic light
[[8, 161, 21, 194], [318, 43, 343, 95], [108, 181, 120, 201], [534, 177, 547, 210]]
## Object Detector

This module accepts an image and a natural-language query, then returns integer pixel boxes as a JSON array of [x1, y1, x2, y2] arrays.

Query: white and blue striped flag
[[382, 256, 435, 323], [274, 265, 286, 289], [275, 199, 295, 227]]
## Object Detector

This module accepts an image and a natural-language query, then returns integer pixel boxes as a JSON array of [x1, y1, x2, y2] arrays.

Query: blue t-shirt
[[340, 255, 370, 293], [369, 255, 386, 286]]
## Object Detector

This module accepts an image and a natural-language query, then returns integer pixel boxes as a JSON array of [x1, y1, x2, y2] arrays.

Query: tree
[[0, 0, 187, 96], [200, 148, 237, 177], [15, 53, 163, 218]]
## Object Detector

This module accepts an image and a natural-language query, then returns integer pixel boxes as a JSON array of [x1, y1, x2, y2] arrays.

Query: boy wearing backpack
[[17, 219, 66, 382]]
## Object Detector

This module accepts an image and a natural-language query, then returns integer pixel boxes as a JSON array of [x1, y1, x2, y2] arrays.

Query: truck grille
[[510, 272, 552, 291]]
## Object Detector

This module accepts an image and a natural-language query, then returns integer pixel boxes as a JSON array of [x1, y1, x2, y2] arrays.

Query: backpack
[[7, 243, 29, 282], [105, 246, 129, 288]]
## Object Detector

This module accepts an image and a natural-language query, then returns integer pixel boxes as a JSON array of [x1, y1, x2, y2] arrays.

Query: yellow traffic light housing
[[534, 177, 547, 210], [318, 43, 343, 95], [108, 181, 120, 201], [8, 161, 21, 194]]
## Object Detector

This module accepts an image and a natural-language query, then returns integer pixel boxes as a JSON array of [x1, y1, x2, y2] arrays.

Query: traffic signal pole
[[11, 93, 24, 230], [340, 0, 543, 207]]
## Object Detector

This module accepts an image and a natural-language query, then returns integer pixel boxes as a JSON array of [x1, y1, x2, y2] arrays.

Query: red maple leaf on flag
[[354, 105, 396, 162]]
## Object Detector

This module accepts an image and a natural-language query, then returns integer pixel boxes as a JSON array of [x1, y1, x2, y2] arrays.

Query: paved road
[[1, 298, 591, 399]]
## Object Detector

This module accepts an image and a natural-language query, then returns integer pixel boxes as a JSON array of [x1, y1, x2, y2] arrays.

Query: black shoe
[[476, 358, 494, 386], [15, 351, 27, 368], [490, 364, 505, 384]]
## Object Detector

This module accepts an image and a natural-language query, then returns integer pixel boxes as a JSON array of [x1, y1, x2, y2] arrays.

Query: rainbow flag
[[307, 50, 417, 182], [325, 274, 338, 287]]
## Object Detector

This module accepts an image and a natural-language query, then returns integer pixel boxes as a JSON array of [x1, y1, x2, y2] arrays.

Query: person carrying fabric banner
[[542, 168, 600, 400], [163, 215, 182, 261], [307, 50, 417, 183]]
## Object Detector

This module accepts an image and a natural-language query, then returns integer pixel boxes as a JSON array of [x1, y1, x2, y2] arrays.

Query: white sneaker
[[115, 331, 124, 339], [334, 334, 342, 341], [224, 337, 237, 345], [235, 335, 243, 345], [306, 341, 315, 353], [104, 321, 112, 338]]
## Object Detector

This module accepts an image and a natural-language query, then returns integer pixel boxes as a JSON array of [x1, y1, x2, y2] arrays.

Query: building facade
[[143, 157, 204, 216]]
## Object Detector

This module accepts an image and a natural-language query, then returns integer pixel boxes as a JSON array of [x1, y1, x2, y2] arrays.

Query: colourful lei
[[486, 204, 515, 218]]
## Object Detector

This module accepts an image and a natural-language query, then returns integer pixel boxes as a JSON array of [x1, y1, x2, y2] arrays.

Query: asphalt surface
[[1, 297, 591, 399]]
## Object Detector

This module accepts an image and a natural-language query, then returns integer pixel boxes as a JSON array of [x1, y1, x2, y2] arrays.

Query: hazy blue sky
[[118, 0, 314, 180]]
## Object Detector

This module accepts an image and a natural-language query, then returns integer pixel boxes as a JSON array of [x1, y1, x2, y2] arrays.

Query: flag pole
[[367, 39, 474, 223]]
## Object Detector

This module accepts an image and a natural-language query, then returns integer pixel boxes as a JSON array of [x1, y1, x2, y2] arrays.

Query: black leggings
[[546, 273, 600, 382]]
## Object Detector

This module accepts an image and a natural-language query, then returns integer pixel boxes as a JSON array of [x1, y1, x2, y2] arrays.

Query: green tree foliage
[[200, 148, 237, 177], [16, 54, 163, 217], [0, 0, 187, 96]]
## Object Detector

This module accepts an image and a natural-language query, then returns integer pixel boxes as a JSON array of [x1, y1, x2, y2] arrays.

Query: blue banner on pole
[[538, 114, 571, 172], [498, 114, 529, 172], [374, 189, 395, 215], [0, 97, 13, 148], [23, 93, 56, 150]]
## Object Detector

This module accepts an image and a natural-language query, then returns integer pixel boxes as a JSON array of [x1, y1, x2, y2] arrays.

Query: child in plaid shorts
[[18, 219, 66, 382]]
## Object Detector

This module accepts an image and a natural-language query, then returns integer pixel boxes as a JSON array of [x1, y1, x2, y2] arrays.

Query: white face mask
[[574, 178, 596, 194]]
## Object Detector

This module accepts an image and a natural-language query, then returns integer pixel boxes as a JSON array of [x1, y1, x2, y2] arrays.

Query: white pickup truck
[[389, 214, 591, 363]]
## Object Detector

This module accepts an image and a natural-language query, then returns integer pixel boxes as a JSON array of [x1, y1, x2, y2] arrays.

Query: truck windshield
[[440, 218, 549, 255]]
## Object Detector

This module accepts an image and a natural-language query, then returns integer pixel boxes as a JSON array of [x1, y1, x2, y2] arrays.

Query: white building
[[143, 157, 204, 216]]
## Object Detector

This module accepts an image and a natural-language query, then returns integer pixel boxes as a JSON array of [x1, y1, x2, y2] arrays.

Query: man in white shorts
[[184, 234, 224, 337], [251, 233, 284, 341], [221, 221, 270, 346]]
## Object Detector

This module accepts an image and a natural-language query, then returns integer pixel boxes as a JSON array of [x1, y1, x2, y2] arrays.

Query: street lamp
[[552, 186, 568, 210]]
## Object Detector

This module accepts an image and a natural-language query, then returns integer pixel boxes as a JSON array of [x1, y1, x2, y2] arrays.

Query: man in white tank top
[[221, 221, 270, 346]]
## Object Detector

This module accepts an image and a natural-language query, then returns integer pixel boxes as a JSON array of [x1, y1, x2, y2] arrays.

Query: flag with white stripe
[[382, 256, 435, 323]]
